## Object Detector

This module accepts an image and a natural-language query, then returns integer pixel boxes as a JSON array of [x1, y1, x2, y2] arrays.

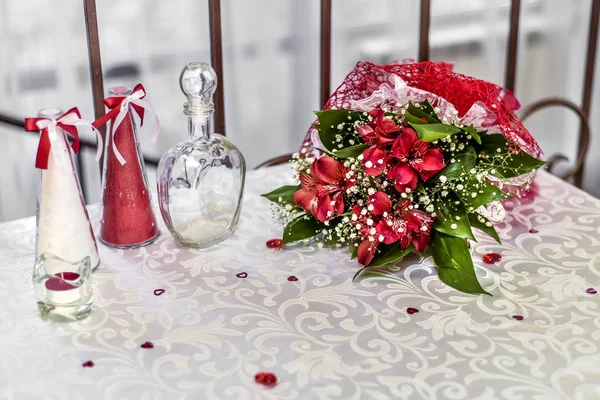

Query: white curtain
[[0, 0, 597, 222]]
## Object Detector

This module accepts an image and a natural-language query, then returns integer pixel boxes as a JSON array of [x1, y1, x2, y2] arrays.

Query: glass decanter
[[157, 62, 246, 247]]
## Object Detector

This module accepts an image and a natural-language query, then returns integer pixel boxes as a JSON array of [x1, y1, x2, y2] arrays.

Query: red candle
[[100, 111, 158, 247], [45, 272, 81, 304]]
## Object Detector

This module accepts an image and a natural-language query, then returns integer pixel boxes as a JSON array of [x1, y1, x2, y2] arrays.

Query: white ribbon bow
[[110, 87, 160, 165]]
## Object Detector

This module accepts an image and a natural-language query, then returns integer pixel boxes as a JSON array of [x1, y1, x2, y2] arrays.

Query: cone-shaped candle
[[97, 86, 159, 248], [30, 108, 100, 270]]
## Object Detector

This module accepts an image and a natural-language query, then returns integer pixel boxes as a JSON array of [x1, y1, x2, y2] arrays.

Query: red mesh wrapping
[[305, 61, 541, 158]]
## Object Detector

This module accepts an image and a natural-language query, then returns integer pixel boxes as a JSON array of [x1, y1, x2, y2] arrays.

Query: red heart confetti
[[236, 272, 248, 278], [153, 289, 165, 296], [528, 228, 538, 233], [586, 288, 597, 294], [407, 307, 419, 314], [287, 276, 298, 281], [140, 341, 154, 349], [512, 315, 524, 321], [82, 360, 94, 368], [266, 238, 283, 249], [482, 253, 502, 264], [255, 372, 277, 386]]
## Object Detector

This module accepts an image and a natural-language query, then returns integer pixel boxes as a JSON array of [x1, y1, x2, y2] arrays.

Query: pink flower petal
[[361, 147, 386, 176], [332, 192, 345, 215], [376, 219, 400, 245], [421, 148, 445, 170], [357, 239, 378, 266], [411, 233, 430, 252], [392, 128, 418, 158], [311, 156, 343, 184], [294, 187, 317, 213], [376, 110, 401, 137], [316, 194, 334, 222], [369, 192, 392, 215], [298, 172, 319, 188], [357, 123, 377, 144], [388, 162, 419, 192]]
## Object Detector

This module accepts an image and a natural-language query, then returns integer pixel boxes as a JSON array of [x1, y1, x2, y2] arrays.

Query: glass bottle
[[157, 62, 246, 247], [99, 86, 159, 248], [35, 108, 100, 271]]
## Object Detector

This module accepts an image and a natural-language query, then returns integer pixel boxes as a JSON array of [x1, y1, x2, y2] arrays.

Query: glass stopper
[[180, 62, 217, 121], [38, 108, 64, 119], [108, 86, 132, 97]]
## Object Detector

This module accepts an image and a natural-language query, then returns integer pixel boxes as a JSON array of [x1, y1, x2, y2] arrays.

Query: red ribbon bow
[[25, 107, 82, 170], [92, 83, 147, 130]]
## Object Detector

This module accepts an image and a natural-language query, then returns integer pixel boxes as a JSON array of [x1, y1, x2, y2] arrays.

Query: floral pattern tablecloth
[[1, 165, 600, 400]]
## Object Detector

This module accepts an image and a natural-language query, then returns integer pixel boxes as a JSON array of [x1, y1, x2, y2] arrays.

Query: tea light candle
[[45, 272, 82, 304]]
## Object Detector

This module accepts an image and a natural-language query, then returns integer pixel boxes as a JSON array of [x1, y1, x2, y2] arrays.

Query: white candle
[[44, 271, 83, 304], [36, 109, 100, 270]]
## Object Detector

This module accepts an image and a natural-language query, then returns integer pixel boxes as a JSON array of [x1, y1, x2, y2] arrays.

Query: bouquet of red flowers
[[263, 61, 545, 295]]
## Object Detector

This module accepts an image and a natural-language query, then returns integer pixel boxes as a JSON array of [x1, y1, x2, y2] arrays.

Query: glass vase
[[35, 108, 100, 271], [33, 253, 93, 322], [157, 62, 245, 247], [99, 86, 159, 248]]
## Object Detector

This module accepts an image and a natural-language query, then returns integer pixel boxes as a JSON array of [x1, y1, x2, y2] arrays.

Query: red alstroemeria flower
[[358, 110, 401, 176], [403, 207, 435, 252], [375, 197, 434, 252], [294, 156, 355, 222], [352, 204, 379, 266], [387, 127, 445, 192], [354, 192, 435, 266], [356, 109, 400, 147]]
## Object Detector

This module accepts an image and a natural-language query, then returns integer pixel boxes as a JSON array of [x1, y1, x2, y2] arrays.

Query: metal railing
[[0, 0, 597, 188]]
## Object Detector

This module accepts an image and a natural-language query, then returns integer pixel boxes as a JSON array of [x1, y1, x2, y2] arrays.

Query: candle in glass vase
[[34, 108, 100, 270], [33, 253, 93, 321], [45, 271, 82, 304]]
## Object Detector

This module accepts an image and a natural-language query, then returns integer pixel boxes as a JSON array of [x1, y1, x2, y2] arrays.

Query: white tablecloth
[[1, 165, 600, 400]]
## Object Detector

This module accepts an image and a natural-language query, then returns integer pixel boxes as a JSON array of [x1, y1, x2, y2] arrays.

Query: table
[[1, 165, 600, 400]]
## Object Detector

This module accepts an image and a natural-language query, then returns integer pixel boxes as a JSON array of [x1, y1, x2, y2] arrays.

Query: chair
[[0, 0, 597, 189]]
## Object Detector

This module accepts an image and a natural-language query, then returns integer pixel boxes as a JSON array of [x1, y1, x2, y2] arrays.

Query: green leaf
[[262, 185, 300, 205], [461, 124, 482, 145], [420, 100, 440, 118], [457, 178, 510, 211], [282, 214, 322, 245], [333, 144, 369, 159], [352, 266, 367, 281], [407, 101, 440, 123], [479, 134, 546, 179], [352, 244, 414, 281], [429, 146, 477, 182], [430, 231, 490, 295], [479, 133, 509, 154], [404, 111, 427, 125], [369, 244, 415, 267], [468, 213, 501, 244], [314, 109, 362, 151], [433, 194, 475, 240], [409, 123, 461, 142], [351, 244, 358, 260]]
